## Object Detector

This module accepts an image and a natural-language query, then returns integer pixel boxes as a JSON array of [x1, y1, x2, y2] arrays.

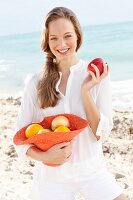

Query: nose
[[58, 39, 66, 48]]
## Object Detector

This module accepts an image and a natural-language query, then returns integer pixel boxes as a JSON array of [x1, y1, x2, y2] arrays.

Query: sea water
[[0, 21, 133, 110]]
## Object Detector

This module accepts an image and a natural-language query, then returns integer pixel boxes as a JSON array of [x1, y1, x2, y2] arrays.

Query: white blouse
[[14, 59, 113, 184]]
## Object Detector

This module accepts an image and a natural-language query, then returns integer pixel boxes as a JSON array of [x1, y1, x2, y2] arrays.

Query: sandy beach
[[0, 96, 133, 200]]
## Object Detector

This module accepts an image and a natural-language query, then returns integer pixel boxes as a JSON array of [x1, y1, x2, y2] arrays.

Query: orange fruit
[[37, 129, 52, 134], [25, 124, 44, 138], [54, 125, 71, 132]]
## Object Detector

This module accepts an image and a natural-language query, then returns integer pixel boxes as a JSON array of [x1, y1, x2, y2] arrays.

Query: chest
[[58, 77, 69, 96]]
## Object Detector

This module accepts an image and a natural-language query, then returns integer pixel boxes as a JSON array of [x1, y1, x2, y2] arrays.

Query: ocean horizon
[[0, 21, 133, 110]]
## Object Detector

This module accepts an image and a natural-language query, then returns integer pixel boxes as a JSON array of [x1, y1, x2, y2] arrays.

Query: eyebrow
[[49, 32, 73, 37]]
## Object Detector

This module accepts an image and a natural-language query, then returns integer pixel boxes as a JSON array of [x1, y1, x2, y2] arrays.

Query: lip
[[57, 48, 70, 55]]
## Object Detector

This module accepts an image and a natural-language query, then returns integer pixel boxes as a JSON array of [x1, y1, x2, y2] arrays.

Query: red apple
[[87, 58, 108, 76]]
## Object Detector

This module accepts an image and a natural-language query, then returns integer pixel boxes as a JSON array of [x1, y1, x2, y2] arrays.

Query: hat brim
[[13, 114, 89, 166]]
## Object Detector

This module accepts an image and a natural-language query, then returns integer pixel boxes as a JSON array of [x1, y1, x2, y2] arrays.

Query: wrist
[[81, 88, 91, 98], [81, 83, 92, 93]]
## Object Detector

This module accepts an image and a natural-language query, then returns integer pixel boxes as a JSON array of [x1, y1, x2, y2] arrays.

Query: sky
[[0, 0, 133, 36]]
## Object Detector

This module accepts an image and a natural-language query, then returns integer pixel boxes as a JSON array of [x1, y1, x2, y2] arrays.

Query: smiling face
[[48, 18, 78, 63]]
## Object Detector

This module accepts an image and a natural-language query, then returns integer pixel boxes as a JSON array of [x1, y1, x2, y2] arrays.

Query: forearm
[[81, 90, 100, 136], [26, 146, 47, 162]]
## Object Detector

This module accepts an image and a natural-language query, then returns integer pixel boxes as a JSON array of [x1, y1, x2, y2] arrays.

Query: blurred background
[[0, 0, 133, 96]]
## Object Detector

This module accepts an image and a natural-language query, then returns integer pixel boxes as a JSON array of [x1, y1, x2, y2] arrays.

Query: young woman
[[15, 7, 127, 200]]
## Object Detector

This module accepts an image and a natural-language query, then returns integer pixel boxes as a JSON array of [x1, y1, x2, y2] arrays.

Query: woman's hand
[[81, 63, 108, 92], [42, 139, 74, 165]]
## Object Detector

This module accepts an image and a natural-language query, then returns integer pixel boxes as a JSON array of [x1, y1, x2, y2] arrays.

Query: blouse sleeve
[[14, 74, 38, 161], [95, 74, 113, 142]]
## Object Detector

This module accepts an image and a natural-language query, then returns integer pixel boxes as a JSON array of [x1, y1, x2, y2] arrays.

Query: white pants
[[29, 171, 123, 200]]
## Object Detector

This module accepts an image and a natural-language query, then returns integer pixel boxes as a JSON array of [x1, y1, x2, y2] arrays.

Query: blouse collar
[[59, 59, 82, 74], [55, 59, 83, 94]]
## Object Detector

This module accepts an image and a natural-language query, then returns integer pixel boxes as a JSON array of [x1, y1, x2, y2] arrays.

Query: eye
[[50, 37, 57, 41], [65, 34, 72, 38]]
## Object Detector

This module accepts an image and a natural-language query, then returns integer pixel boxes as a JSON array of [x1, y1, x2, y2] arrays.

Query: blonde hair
[[37, 7, 83, 108]]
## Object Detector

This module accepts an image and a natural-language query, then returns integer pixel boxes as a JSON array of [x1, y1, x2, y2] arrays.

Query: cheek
[[48, 42, 56, 52], [48, 41, 53, 49], [70, 39, 77, 49], [70, 35, 78, 46]]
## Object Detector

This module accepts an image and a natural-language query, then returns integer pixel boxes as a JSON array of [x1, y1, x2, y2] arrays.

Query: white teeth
[[58, 49, 68, 53]]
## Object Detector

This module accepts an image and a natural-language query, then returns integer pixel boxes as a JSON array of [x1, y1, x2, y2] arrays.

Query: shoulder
[[23, 73, 40, 99], [78, 59, 90, 76], [24, 73, 39, 90], [24, 73, 38, 86], [80, 59, 89, 68], [80, 59, 92, 71]]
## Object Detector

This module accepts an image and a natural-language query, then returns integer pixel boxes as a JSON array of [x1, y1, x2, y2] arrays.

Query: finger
[[89, 70, 96, 80], [99, 63, 108, 80], [64, 142, 73, 151], [99, 71, 108, 80], [64, 154, 72, 163], [103, 62, 108, 74], [67, 153, 72, 159], [55, 142, 71, 149], [60, 157, 71, 164], [88, 74, 92, 80], [70, 138, 76, 144], [91, 63, 100, 78]]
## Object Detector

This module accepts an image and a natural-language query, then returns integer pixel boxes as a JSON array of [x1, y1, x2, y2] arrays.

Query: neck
[[57, 56, 79, 74]]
